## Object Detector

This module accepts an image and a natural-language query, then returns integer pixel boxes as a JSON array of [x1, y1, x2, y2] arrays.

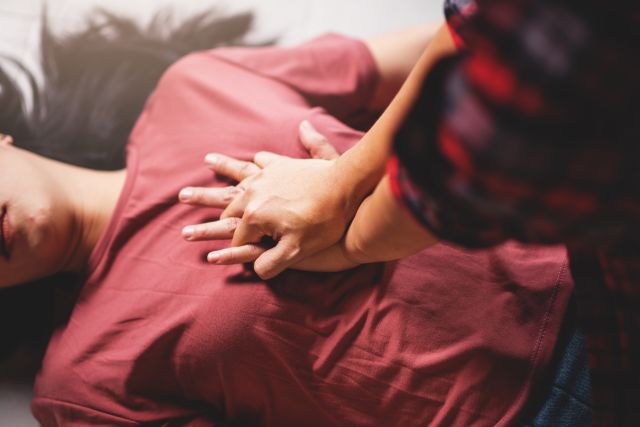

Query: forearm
[[343, 175, 438, 264], [335, 24, 457, 212], [293, 175, 437, 271], [183, 25, 456, 276], [365, 23, 441, 112]]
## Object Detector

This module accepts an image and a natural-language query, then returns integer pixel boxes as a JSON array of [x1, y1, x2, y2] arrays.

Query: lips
[[0, 205, 13, 261]]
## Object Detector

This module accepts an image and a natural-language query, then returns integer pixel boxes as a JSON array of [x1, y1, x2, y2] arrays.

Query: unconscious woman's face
[[0, 142, 74, 288]]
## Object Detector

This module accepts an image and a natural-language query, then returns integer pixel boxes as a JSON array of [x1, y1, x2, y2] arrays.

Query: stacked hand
[[179, 121, 360, 279]]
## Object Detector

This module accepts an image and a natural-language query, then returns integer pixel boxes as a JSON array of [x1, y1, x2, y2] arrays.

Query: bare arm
[[182, 125, 438, 273], [335, 24, 458, 215], [181, 24, 457, 278], [292, 175, 437, 272], [365, 23, 441, 112], [343, 176, 437, 263]]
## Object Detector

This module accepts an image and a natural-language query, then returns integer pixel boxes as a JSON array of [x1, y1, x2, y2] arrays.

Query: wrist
[[335, 147, 389, 213]]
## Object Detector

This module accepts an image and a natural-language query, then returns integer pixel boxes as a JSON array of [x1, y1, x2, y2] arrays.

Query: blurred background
[[0, 0, 440, 425]]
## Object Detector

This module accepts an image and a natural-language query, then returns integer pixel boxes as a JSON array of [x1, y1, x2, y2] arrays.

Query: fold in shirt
[[33, 34, 572, 427]]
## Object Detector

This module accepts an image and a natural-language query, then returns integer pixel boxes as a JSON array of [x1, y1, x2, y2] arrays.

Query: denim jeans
[[521, 298, 592, 426]]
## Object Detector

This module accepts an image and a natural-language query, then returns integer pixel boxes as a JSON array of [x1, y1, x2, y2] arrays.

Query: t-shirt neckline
[[84, 145, 139, 280]]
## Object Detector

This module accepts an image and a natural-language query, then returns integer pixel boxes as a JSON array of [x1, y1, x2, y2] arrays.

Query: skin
[[0, 138, 124, 288], [0, 24, 441, 287], [180, 122, 356, 270], [180, 24, 456, 278], [181, 122, 437, 272]]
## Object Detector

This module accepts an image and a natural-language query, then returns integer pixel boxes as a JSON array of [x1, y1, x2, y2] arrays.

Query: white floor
[[0, 0, 442, 425]]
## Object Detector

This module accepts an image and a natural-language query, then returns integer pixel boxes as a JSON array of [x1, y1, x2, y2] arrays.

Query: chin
[[27, 214, 70, 272]]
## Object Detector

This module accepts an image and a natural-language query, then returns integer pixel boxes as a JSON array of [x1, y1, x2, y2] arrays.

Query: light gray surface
[[0, 383, 37, 427], [0, 1, 442, 425], [0, 0, 443, 75]]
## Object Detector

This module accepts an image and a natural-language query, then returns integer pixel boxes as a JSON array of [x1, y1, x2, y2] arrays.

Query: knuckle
[[240, 162, 253, 175], [243, 204, 260, 222], [223, 247, 236, 262], [248, 245, 261, 258], [244, 186, 257, 198], [247, 170, 263, 184], [224, 187, 240, 203], [287, 243, 302, 260]]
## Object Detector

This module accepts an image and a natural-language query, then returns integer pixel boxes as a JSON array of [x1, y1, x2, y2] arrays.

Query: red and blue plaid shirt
[[389, 0, 640, 424]]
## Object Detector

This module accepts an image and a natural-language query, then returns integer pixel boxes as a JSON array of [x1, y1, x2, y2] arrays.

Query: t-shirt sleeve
[[212, 34, 379, 122], [389, 0, 640, 248]]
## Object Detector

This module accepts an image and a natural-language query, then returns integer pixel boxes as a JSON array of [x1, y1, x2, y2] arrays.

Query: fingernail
[[205, 154, 219, 166], [182, 226, 194, 240], [207, 252, 221, 263], [179, 188, 193, 201], [300, 120, 312, 132]]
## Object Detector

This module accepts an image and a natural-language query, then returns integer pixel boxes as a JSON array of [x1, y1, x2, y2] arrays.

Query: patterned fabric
[[389, 0, 640, 424]]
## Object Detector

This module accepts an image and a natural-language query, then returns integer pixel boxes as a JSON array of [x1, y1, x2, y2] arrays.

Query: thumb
[[253, 238, 300, 280], [299, 120, 339, 160]]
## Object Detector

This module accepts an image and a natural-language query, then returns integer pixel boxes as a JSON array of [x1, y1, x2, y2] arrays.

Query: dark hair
[[0, 9, 256, 360]]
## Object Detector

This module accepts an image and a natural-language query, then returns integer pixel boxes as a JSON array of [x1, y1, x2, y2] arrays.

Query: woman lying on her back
[[0, 11, 573, 427]]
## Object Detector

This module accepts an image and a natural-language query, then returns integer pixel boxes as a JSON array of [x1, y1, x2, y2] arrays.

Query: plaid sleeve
[[390, 0, 640, 249], [569, 244, 640, 426], [390, 0, 640, 424]]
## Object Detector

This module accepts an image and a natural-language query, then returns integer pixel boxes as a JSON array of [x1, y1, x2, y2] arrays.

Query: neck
[[55, 164, 127, 273]]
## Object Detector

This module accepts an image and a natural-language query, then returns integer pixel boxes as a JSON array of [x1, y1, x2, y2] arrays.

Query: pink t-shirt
[[32, 35, 572, 427]]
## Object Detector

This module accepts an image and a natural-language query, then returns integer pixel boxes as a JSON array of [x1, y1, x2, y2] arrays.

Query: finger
[[182, 217, 240, 241], [204, 153, 261, 181], [220, 192, 248, 219], [299, 120, 339, 160], [207, 244, 266, 264], [179, 186, 241, 207], [253, 238, 301, 280], [230, 217, 264, 246], [253, 151, 283, 168]]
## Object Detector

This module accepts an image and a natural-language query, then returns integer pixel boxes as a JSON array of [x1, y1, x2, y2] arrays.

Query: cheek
[[0, 178, 71, 287]]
